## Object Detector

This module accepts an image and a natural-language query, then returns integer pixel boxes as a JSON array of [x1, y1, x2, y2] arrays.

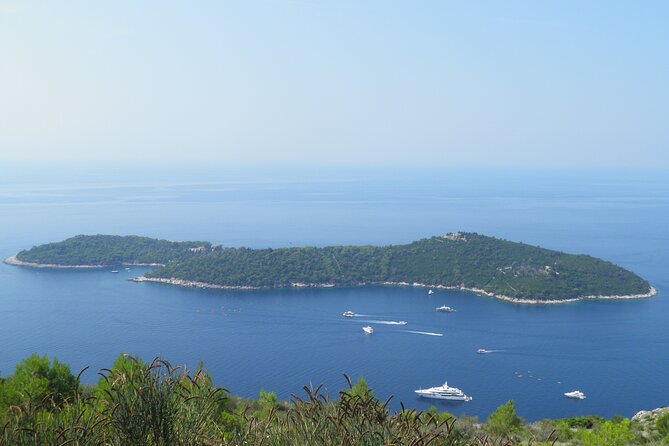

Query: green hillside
[[14, 233, 651, 301]]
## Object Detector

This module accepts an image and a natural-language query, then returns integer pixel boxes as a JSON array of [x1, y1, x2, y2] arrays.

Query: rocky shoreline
[[131, 276, 657, 304], [379, 281, 657, 304], [130, 276, 339, 290], [131, 276, 261, 290], [4, 255, 106, 269], [3, 256, 163, 269]]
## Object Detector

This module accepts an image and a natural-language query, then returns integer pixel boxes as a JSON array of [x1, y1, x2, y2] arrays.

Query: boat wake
[[404, 330, 443, 337], [361, 320, 407, 325]]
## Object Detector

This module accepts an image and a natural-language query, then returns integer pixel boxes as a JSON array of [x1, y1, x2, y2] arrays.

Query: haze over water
[[0, 169, 667, 421]]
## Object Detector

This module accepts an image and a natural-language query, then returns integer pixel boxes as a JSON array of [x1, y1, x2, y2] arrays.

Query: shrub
[[486, 400, 524, 438], [576, 419, 635, 446], [657, 411, 669, 439], [0, 354, 77, 415]]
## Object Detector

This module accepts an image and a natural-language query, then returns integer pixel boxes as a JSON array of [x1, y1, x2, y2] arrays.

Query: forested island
[[8, 232, 655, 303]]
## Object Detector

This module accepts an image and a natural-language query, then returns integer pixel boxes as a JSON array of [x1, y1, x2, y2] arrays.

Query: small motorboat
[[564, 390, 586, 400], [362, 326, 374, 335], [428, 289, 434, 295], [397, 321, 407, 325], [111, 270, 119, 274], [436, 305, 455, 312], [343, 311, 355, 318], [477, 348, 489, 354]]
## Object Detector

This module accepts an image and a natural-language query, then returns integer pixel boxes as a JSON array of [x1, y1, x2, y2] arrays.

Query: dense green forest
[[14, 233, 651, 301], [0, 353, 667, 445], [15, 235, 210, 266]]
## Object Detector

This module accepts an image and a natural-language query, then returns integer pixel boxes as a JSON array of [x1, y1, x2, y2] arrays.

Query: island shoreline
[[130, 276, 658, 305], [3, 256, 164, 269]]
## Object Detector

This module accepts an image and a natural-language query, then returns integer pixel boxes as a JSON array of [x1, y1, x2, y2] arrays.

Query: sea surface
[[0, 168, 667, 421]]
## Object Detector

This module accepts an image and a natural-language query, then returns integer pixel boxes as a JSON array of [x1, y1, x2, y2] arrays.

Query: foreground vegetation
[[1, 354, 667, 445], [14, 232, 651, 301]]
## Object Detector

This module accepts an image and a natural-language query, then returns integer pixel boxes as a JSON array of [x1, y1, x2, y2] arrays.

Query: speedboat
[[564, 390, 586, 400], [436, 305, 455, 312], [477, 348, 489, 354], [343, 311, 355, 317], [428, 289, 434, 295], [415, 382, 472, 402], [362, 326, 374, 335], [397, 321, 407, 325]]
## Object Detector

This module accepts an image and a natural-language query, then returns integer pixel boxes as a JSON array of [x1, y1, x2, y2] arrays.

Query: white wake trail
[[361, 320, 407, 325], [404, 330, 443, 337]]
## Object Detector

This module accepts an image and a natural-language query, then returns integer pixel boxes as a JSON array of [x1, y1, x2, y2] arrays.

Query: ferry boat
[[564, 390, 586, 400], [343, 311, 355, 318], [436, 305, 455, 312], [362, 326, 374, 335], [415, 382, 472, 401]]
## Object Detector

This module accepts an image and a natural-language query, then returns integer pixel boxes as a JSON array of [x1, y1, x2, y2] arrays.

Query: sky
[[0, 1, 668, 169]]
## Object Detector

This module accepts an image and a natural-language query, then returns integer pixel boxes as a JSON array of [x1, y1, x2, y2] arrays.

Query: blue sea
[[0, 167, 667, 421]]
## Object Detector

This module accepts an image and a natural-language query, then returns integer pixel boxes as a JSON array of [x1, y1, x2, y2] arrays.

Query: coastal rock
[[632, 407, 669, 440], [632, 406, 669, 423]]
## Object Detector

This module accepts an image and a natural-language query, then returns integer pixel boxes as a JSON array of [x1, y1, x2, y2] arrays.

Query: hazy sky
[[1, 1, 667, 168]]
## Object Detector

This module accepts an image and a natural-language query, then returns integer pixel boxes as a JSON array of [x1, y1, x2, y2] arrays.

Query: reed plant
[[223, 375, 456, 446]]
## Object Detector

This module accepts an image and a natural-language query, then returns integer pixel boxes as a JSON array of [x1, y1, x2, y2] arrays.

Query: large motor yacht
[[415, 382, 472, 401], [564, 390, 586, 400]]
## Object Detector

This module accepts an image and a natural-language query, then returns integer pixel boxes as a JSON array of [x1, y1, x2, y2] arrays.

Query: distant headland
[[6, 233, 656, 304]]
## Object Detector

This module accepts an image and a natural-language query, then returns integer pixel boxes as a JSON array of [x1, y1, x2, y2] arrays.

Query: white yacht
[[111, 270, 119, 273], [428, 289, 434, 295], [436, 305, 455, 312], [415, 382, 472, 402], [362, 326, 374, 335], [343, 311, 355, 318], [564, 390, 586, 400]]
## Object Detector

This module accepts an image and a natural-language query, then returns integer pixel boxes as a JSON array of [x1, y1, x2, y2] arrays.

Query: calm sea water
[[0, 169, 667, 421]]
